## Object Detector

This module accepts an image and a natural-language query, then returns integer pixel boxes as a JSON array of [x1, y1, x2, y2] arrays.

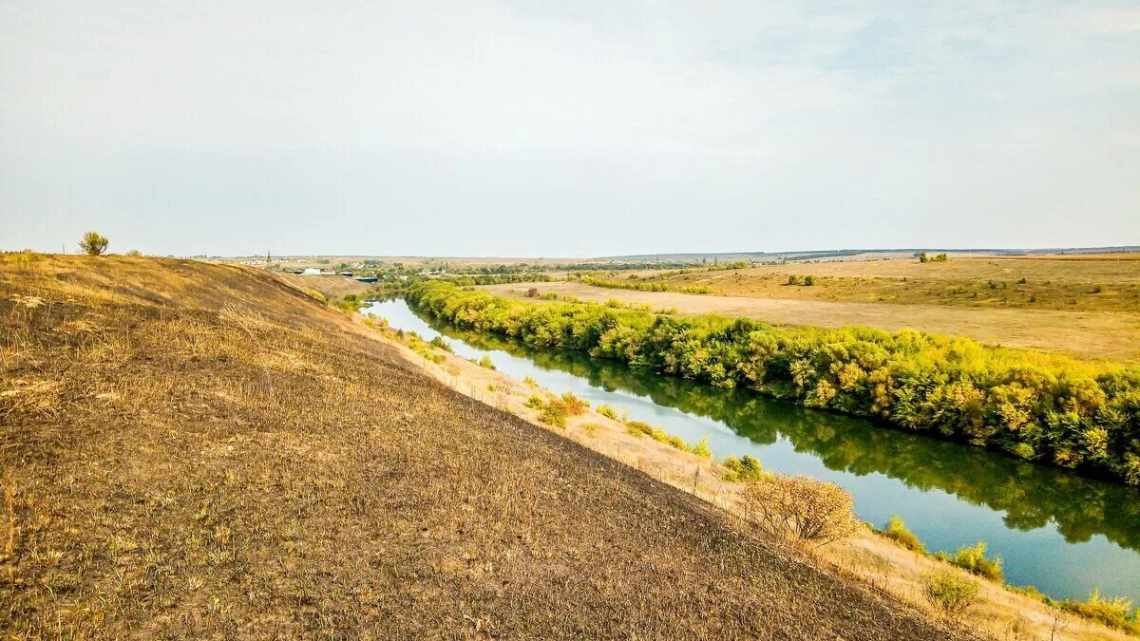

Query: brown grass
[[617, 254, 1140, 311], [485, 281, 1140, 363], [0, 254, 973, 640]]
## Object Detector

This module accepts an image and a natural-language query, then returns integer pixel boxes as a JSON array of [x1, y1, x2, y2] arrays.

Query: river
[[363, 299, 1140, 602]]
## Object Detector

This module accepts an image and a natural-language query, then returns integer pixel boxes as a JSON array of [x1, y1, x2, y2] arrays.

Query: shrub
[[523, 376, 538, 387], [803, 275, 815, 286], [1061, 591, 1137, 630], [624, 420, 655, 437], [477, 355, 495, 370], [560, 392, 588, 416], [881, 515, 925, 554], [922, 571, 979, 620], [690, 437, 711, 458], [722, 455, 764, 482], [525, 395, 545, 409], [539, 401, 568, 428], [786, 274, 800, 285], [79, 231, 109, 256], [947, 541, 1003, 581], [596, 404, 620, 420], [741, 475, 860, 547], [429, 336, 452, 352]]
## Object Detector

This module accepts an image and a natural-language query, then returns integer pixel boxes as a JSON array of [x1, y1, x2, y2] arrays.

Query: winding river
[[364, 299, 1140, 602]]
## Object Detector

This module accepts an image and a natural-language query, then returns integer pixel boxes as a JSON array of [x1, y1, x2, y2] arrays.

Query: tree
[[79, 231, 109, 256]]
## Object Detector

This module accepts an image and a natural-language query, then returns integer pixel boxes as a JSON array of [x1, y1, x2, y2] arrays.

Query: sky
[[1, 1, 1138, 257]]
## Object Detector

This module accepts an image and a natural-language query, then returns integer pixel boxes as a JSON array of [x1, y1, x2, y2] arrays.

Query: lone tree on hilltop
[[79, 231, 109, 256]]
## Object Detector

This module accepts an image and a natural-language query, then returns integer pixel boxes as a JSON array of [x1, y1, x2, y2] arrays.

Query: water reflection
[[365, 299, 1140, 600]]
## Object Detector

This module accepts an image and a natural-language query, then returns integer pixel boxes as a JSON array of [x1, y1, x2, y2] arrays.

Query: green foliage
[[1060, 590, 1138, 631], [596, 404, 620, 420], [79, 231, 109, 256], [722, 454, 764, 481], [407, 280, 1140, 485], [622, 418, 705, 455], [690, 437, 711, 458], [944, 541, 1003, 581], [539, 401, 568, 428], [581, 275, 710, 295], [881, 515, 925, 554], [922, 570, 979, 620], [429, 336, 452, 352], [477, 355, 495, 370], [525, 394, 545, 409], [523, 376, 538, 387]]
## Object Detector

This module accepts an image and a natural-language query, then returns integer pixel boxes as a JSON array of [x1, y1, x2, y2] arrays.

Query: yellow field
[[482, 281, 1140, 363], [604, 254, 1140, 312]]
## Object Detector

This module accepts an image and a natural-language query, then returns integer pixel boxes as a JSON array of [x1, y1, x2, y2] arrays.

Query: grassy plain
[[613, 254, 1140, 312], [484, 280, 1140, 363], [1, 254, 972, 640]]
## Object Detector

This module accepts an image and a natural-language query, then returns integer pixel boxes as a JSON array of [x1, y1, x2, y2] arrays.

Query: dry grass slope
[[0, 254, 976, 640]]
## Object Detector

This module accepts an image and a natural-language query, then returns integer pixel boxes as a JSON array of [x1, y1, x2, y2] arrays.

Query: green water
[[365, 299, 1140, 602]]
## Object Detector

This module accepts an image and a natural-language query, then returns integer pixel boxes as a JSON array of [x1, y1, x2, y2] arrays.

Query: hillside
[[0, 254, 974, 639]]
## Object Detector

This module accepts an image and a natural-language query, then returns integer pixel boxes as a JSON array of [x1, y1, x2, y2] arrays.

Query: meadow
[[583, 254, 1140, 312]]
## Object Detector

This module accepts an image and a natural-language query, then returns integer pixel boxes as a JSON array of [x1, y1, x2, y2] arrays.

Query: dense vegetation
[[407, 281, 1140, 485]]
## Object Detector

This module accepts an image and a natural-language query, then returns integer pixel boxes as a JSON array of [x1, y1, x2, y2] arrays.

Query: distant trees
[[407, 280, 1140, 486], [918, 252, 949, 263], [79, 231, 109, 256]]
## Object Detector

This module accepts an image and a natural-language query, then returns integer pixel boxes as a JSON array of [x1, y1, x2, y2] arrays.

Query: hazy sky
[[2, 1, 1138, 257]]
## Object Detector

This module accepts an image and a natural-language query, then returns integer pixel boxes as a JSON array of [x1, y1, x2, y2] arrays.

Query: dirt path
[[483, 282, 1140, 362]]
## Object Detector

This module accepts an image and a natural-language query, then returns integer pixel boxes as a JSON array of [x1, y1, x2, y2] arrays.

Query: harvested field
[[0, 255, 973, 640], [484, 281, 1140, 363], [611, 254, 1140, 312]]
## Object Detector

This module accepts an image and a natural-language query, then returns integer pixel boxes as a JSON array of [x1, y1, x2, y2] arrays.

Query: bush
[[429, 336, 452, 352], [741, 475, 860, 547], [881, 515, 925, 554], [539, 401, 568, 428], [786, 274, 800, 285], [922, 571, 979, 620], [1061, 591, 1137, 630], [477, 355, 495, 370], [525, 394, 545, 409], [722, 455, 764, 482], [560, 392, 588, 416], [596, 404, 620, 420], [690, 437, 711, 458], [79, 231, 109, 256], [946, 541, 1003, 581]]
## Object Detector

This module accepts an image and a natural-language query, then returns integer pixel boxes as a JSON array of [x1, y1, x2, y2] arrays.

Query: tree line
[[406, 281, 1140, 486]]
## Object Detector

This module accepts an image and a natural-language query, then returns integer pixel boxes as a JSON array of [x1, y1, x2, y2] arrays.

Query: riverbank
[[0, 254, 973, 639], [362, 302, 1136, 641], [482, 280, 1140, 363]]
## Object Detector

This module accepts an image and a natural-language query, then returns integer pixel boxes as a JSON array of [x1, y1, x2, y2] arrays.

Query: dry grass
[[485, 281, 1140, 363], [620, 254, 1140, 311], [0, 254, 972, 640]]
